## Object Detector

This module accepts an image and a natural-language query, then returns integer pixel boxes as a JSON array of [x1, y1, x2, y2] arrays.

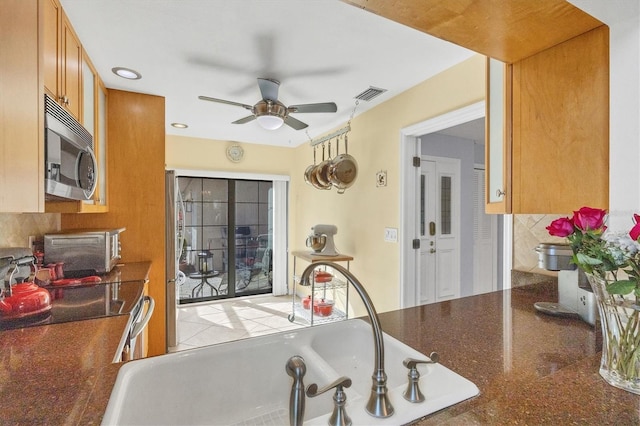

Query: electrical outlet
[[384, 227, 398, 242], [27, 235, 36, 250]]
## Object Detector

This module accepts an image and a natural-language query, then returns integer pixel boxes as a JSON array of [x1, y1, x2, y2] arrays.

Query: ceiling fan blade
[[288, 102, 338, 113], [198, 95, 253, 110], [232, 115, 257, 125], [257, 78, 280, 101], [283, 115, 308, 130]]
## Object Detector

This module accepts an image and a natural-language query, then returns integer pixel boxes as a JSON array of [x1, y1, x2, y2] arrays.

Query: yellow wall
[[166, 135, 294, 175], [165, 54, 485, 314], [292, 54, 485, 313]]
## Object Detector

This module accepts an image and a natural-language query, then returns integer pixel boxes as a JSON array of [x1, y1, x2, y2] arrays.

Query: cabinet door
[[95, 80, 108, 207], [82, 55, 95, 135], [485, 58, 512, 214], [61, 12, 81, 120], [0, 0, 43, 212], [43, 0, 61, 99], [511, 26, 609, 213]]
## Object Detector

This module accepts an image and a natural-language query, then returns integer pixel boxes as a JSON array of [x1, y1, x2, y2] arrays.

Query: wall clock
[[226, 144, 244, 162]]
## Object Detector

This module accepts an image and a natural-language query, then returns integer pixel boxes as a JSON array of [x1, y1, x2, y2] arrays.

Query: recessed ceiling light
[[171, 123, 188, 129], [112, 67, 142, 80]]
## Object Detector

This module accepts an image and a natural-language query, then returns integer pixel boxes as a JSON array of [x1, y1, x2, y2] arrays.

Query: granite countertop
[[0, 262, 151, 425], [2, 278, 640, 424], [379, 282, 640, 425]]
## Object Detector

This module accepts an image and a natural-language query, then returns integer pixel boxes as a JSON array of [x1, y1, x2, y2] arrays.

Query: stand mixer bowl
[[306, 234, 326, 253]]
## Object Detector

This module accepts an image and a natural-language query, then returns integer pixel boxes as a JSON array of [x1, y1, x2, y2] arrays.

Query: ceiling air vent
[[354, 86, 387, 102]]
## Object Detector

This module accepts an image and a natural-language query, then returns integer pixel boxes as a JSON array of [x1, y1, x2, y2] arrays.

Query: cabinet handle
[[496, 189, 505, 198], [59, 95, 70, 106]]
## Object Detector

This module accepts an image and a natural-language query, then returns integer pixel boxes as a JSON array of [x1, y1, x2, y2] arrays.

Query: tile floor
[[172, 294, 306, 352]]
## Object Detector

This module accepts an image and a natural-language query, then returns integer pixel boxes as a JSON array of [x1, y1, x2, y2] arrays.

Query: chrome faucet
[[402, 353, 439, 403], [285, 355, 307, 426], [300, 261, 394, 419]]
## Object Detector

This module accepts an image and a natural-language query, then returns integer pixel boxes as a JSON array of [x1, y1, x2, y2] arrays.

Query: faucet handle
[[306, 376, 352, 397], [402, 352, 440, 403], [403, 352, 440, 369], [306, 377, 352, 426]]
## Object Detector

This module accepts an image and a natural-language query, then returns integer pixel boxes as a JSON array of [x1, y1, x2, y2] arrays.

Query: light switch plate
[[384, 227, 398, 242]]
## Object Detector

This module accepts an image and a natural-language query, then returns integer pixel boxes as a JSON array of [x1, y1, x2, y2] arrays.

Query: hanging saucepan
[[304, 146, 317, 186], [329, 134, 358, 194], [313, 141, 333, 190], [309, 144, 329, 190]]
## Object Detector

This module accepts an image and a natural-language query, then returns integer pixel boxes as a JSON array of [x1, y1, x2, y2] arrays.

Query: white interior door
[[420, 156, 461, 304], [419, 160, 436, 304]]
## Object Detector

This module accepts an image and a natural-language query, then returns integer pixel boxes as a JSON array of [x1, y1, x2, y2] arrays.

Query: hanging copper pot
[[312, 142, 332, 190], [329, 134, 358, 194], [304, 146, 317, 186]]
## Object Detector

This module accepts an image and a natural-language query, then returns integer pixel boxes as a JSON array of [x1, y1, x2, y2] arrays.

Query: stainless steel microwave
[[44, 94, 97, 201]]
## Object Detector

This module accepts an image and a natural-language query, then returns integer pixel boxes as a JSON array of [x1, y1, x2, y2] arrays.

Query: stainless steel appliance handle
[[130, 295, 155, 339]]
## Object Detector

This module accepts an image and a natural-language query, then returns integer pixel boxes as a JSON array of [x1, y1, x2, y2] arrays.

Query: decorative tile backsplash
[[0, 213, 60, 248], [513, 214, 566, 275]]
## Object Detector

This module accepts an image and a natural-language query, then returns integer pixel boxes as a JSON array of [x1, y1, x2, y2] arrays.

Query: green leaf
[[606, 280, 636, 295], [576, 253, 602, 266]]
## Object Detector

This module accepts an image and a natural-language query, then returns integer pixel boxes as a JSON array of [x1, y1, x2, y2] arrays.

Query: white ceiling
[[60, 0, 475, 148]]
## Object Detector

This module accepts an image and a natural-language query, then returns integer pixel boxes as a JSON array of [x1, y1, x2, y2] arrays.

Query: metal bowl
[[306, 235, 326, 252]]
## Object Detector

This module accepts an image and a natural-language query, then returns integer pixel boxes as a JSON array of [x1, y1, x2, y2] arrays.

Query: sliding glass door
[[177, 176, 274, 304]]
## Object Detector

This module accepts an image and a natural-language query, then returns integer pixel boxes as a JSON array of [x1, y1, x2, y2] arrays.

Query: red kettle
[[0, 256, 52, 320], [0, 282, 52, 319]]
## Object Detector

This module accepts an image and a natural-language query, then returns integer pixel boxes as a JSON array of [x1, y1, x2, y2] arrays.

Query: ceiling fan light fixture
[[253, 99, 286, 130], [256, 114, 284, 130]]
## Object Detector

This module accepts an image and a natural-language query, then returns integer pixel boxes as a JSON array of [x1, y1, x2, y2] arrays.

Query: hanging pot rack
[[303, 101, 359, 193], [306, 100, 358, 147], [308, 125, 350, 147]]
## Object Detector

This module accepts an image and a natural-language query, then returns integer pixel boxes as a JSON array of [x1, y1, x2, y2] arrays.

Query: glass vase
[[587, 273, 640, 394]]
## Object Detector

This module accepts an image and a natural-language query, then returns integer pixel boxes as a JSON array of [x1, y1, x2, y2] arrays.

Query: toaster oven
[[44, 228, 125, 275]]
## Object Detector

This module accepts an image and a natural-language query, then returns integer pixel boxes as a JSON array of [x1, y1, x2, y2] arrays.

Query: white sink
[[102, 319, 479, 425]]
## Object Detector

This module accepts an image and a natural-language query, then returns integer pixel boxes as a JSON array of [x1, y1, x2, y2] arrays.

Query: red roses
[[546, 206, 607, 238], [631, 214, 640, 241]]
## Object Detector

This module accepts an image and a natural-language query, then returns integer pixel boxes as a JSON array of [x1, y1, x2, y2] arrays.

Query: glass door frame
[[172, 169, 289, 302]]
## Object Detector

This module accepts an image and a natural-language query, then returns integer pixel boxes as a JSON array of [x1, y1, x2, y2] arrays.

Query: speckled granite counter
[[2, 280, 640, 424], [0, 315, 126, 424], [380, 282, 640, 425], [0, 262, 150, 425]]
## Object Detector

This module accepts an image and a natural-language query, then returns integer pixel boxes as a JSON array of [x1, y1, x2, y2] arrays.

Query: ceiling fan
[[198, 78, 337, 131]]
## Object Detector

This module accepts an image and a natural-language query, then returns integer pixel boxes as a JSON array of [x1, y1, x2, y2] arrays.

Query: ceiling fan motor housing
[[254, 99, 287, 119]]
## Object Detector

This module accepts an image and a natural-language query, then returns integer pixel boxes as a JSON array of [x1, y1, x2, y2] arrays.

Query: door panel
[[419, 161, 436, 305], [420, 157, 461, 304]]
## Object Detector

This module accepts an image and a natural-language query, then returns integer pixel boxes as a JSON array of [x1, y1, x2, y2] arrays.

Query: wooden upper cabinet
[[343, 0, 603, 64], [0, 0, 43, 213], [42, 0, 60, 98], [61, 12, 82, 119], [43, 0, 82, 121], [511, 26, 609, 213], [485, 26, 609, 214], [485, 58, 512, 214]]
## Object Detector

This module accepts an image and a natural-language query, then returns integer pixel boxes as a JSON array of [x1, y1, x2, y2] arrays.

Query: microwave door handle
[[130, 295, 155, 340]]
